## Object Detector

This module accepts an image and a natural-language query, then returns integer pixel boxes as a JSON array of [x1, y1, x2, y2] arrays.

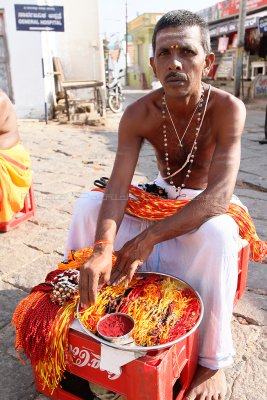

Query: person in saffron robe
[[0, 89, 32, 224], [65, 10, 248, 400]]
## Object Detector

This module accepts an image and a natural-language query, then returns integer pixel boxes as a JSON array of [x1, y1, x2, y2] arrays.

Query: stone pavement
[[0, 98, 266, 400]]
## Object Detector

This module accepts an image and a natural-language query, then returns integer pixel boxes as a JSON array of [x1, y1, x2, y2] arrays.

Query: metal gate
[[0, 12, 12, 99]]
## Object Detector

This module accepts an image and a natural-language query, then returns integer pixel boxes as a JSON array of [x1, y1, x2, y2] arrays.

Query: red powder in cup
[[98, 314, 134, 337]]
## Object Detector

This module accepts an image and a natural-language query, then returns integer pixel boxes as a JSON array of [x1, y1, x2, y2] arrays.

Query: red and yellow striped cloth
[[94, 185, 266, 263]]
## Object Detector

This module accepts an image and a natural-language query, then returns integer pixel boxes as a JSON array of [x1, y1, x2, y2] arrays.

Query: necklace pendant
[[179, 143, 183, 147]]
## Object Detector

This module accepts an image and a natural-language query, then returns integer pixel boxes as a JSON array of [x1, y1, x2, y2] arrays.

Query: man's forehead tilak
[[155, 28, 202, 51]]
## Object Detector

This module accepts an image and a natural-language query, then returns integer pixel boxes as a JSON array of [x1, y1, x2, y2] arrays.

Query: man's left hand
[[109, 234, 154, 287]]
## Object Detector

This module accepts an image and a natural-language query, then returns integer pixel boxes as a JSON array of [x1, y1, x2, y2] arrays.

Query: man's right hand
[[79, 245, 113, 307]]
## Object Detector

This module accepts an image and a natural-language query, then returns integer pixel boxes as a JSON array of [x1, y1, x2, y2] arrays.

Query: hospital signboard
[[15, 4, 64, 32]]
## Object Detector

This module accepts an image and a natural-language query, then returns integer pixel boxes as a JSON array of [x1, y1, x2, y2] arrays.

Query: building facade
[[127, 1, 267, 93], [0, 0, 104, 118], [127, 13, 163, 89], [199, 0, 267, 82]]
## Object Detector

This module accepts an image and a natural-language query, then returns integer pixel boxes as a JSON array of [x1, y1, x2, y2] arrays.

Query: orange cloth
[[94, 186, 267, 262], [0, 143, 32, 222]]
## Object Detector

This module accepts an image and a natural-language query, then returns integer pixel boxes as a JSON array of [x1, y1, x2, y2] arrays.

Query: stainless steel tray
[[76, 271, 204, 352]]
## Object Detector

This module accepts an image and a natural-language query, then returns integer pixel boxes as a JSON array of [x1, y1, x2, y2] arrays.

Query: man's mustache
[[165, 72, 187, 82]]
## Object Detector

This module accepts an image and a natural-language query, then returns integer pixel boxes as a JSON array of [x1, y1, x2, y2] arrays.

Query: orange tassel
[[12, 291, 46, 354], [35, 298, 78, 392]]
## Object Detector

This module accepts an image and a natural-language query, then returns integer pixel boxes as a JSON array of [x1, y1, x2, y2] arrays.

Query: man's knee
[[73, 191, 103, 219], [198, 214, 239, 244]]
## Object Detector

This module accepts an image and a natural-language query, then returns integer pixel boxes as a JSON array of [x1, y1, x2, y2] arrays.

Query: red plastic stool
[[0, 185, 36, 232], [35, 326, 199, 400]]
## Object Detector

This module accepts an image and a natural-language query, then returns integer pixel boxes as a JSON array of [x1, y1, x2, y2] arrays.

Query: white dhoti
[[65, 174, 244, 370]]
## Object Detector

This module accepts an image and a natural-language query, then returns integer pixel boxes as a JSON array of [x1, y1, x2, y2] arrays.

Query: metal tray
[[76, 271, 204, 352]]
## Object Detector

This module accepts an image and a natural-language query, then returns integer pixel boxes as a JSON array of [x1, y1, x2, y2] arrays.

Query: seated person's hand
[[79, 244, 113, 307], [109, 234, 154, 288]]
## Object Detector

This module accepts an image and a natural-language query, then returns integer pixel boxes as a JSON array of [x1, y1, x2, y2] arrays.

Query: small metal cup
[[96, 312, 135, 345]]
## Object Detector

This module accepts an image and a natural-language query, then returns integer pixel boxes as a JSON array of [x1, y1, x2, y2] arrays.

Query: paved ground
[[0, 95, 266, 400]]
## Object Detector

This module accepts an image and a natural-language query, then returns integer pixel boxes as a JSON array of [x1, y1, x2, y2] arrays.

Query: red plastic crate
[[35, 243, 249, 400], [234, 241, 249, 304], [0, 185, 36, 232], [35, 326, 199, 400]]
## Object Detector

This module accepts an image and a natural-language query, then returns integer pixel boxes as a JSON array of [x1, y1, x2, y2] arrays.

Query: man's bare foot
[[184, 366, 227, 400]]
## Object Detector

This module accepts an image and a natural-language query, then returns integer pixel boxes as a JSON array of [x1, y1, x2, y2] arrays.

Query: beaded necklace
[[164, 85, 204, 147], [162, 84, 211, 196]]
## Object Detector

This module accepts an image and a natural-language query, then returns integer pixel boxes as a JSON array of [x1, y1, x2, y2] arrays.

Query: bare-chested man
[[65, 10, 246, 400], [0, 89, 32, 223]]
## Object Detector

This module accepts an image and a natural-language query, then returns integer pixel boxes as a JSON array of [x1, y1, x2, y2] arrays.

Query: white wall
[[2, 0, 104, 118], [2, 0, 46, 118], [54, 0, 104, 82]]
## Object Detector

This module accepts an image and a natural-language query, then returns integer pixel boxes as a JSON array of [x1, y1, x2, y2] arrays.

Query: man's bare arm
[[110, 94, 246, 286], [94, 111, 143, 242], [0, 90, 19, 148], [79, 104, 143, 305]]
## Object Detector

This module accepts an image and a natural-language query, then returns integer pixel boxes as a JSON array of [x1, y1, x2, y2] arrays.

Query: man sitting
[[0, 89, 32, 224], [65, 10, 247, 400]]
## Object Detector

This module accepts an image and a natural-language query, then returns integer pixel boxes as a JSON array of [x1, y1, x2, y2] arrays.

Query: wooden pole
[[41, 58, 48, 124], [234, 0, 247, 98], [259, 104, 267, 144]]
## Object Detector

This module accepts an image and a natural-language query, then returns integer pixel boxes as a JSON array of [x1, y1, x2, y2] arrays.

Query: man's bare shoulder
[[120, 89, 162, 135], [0, 89, 19, 147], [209, 85, 246, 117], [0, 90, 13, 113], [208, 85, 246, 136], [0, 90, 17, 126]]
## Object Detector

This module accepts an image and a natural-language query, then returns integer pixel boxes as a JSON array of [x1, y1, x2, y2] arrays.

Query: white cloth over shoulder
[[65, 177, 242, 370]]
